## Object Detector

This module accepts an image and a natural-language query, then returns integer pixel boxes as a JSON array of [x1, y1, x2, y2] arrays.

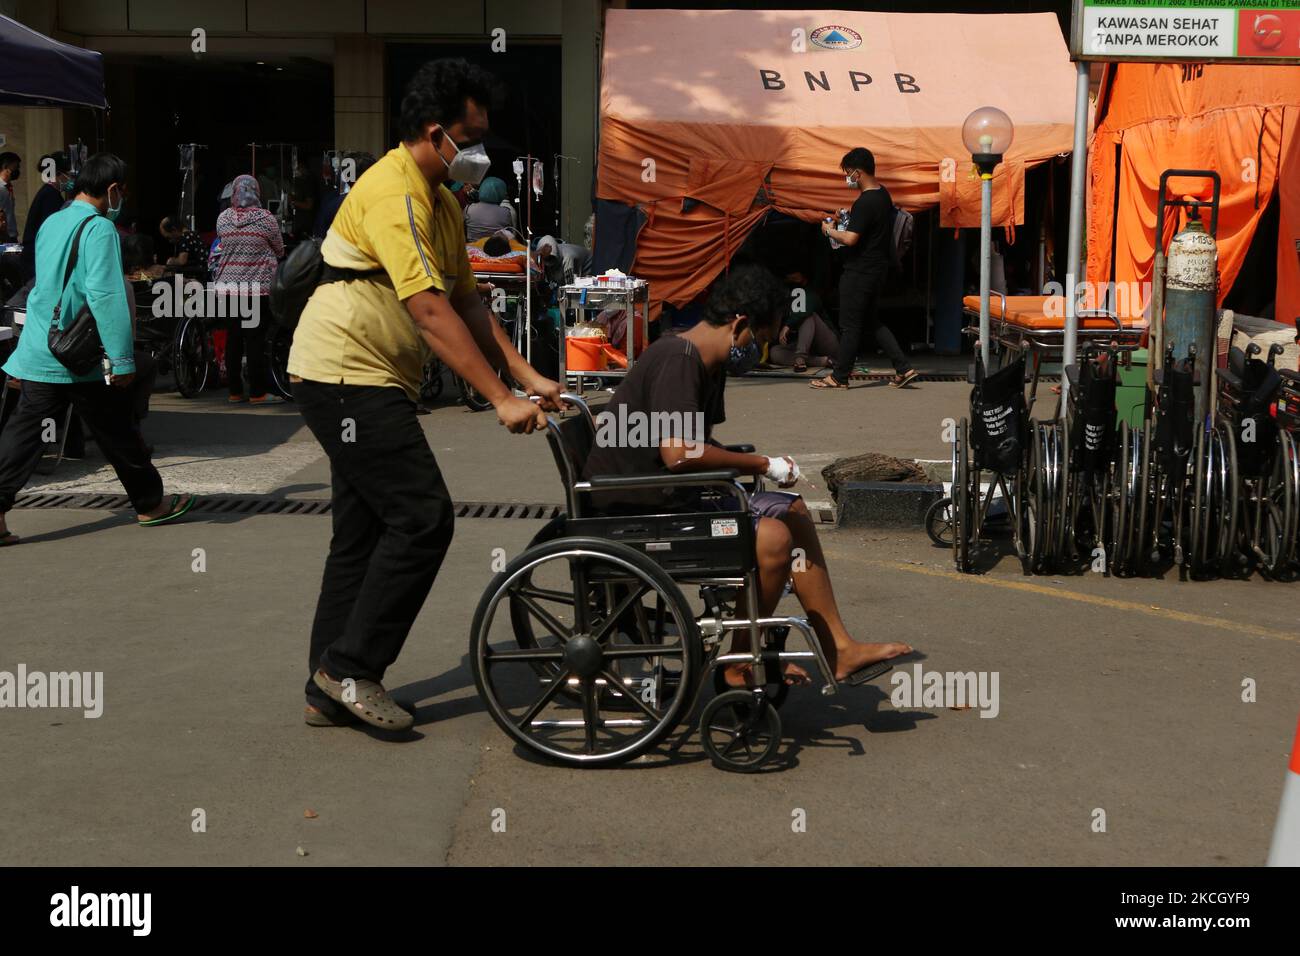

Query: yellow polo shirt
[[286, 145, 476, 399]]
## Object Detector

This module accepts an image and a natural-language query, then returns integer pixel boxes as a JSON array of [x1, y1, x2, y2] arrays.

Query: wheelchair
[[1277, 358, 1300, 572], [950, 353, 1036, 573], [1126, 343, 1225, 578], [1215, 337, 1294, 578], [469, 395, 850, 772], [1057, 343, 1120, 572]]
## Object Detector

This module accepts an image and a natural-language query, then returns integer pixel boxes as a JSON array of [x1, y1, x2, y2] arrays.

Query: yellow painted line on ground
[[829, 549, 1299, 646]]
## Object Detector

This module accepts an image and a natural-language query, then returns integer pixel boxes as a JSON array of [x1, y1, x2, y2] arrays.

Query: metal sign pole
[[1062, 59, 1090, 405]]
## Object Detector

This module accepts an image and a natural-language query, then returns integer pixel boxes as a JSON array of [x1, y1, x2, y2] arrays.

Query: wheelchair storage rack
[[940, 168, 1300, 581], [468, 394, 860, 772], [939, 326, 1300, 581]]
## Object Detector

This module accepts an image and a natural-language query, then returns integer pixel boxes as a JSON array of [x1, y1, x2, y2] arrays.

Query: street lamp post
[[962, 107, 1015, 370]]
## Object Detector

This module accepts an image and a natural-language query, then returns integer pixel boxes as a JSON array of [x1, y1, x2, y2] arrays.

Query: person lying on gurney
[[581, 264, 913, 689]]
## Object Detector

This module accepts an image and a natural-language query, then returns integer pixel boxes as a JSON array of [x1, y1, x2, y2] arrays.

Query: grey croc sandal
[[312, 670, 413, 731], [304, 704, 359, 728]]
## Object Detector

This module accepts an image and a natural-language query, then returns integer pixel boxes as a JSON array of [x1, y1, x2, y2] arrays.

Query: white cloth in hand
[[764, 455, 801, 486]]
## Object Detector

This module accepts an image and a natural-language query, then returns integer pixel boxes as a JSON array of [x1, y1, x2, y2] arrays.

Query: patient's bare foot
[[724, 661, 811, 688], [832, 641, 912, 681]]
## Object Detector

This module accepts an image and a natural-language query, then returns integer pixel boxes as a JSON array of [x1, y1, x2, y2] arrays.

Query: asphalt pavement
[[1, 372, 1296, 865]]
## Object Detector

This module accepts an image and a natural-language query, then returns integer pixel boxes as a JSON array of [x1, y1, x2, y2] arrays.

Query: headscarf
[[231, 174, 262, 209], [477, 176, 507, 205]]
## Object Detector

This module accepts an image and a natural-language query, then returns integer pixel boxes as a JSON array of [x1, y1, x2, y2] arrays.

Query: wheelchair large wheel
[[1136, 420, 1156, 571], [1053, 417, 1074, 564], [1187, 424, 1210, 575], [173, 316, 209, 397], [1212, 423, 1240, 575], [1025, 421, 1062, 573], [473, 537, 701, 766], [265, 321, 294, 399], [1108, 421, 1132, 574], [1023, 422, 1048, 572], [508, 516, 689, 710], [1111, 420, 1147, 576], [1273, 430, 1300, 574], [699, 689, 782, 773], [420, 359, 445, 402], [952, 418, 973, 573]]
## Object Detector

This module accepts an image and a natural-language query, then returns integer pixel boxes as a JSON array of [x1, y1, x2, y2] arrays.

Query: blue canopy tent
[[0, 14, 106, 109]]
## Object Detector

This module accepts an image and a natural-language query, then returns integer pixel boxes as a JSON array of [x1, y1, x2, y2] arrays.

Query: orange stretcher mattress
[[471, 257, 525, 273], [961, 295, 1144, 331]]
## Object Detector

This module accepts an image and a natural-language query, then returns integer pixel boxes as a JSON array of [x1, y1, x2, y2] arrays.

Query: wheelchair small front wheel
[[699, 689, 782, 773], [710, 628, 792, 711], [924, 496, 954, 548]]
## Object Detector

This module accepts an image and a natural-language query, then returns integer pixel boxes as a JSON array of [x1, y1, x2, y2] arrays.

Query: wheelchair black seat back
[[543, 404, 757, 578], [1065, 346, 1119, 477], [969, 354, 1028, 477], [1219, 345, 1283, 479], [1155, 346, 1197, 474]]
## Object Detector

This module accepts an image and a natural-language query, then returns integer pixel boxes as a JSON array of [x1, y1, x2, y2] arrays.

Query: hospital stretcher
[[961, 293, 1144, 412]]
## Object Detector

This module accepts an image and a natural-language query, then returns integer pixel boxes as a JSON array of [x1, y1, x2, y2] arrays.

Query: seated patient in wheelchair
[[581, 263, 912, 687]]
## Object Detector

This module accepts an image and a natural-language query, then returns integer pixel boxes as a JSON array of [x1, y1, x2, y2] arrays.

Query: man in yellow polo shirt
[[288, 58, 563, 733]]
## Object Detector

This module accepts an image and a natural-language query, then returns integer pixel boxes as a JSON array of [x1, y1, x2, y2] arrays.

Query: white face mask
[[845, 173, 858, 188], [437, 130, 491, 186]]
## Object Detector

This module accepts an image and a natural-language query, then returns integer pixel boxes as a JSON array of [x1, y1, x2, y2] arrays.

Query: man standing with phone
[[288, 58, 564, 733], [815, 147, 917, 390]]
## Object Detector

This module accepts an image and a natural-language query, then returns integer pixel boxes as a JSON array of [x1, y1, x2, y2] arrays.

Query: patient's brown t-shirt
[[581, 334, 726, 510]]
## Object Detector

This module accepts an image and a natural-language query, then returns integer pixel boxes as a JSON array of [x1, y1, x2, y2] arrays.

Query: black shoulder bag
[[269, 237, 385, 332], [47, 216, 106, 377]]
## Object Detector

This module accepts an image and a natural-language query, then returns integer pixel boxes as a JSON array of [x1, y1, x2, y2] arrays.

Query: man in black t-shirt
[[816, 147, 916, 389], [581, 265, 913, 688]]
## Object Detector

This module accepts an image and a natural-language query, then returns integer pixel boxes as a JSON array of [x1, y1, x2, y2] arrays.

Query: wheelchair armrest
[[1216, 366, 1244, 391], [583, 469, 741, 491], [723, 444, 756, 454]]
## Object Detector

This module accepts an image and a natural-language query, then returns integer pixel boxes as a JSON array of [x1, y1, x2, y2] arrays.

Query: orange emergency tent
[[1087, 62, 1300, 323], [597, 8, 1077, 313]]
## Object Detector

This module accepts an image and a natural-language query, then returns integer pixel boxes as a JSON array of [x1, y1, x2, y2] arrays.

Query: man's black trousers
[[294, 380, 456, 714], [834, 269, 912, 383], [0, 378, 163, 514]]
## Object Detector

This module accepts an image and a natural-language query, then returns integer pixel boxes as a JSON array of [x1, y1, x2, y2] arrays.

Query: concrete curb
[[835, 480, 944, 529]]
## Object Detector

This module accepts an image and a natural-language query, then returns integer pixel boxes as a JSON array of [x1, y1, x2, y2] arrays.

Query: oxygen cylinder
[[1163, 210, 1218, 423]]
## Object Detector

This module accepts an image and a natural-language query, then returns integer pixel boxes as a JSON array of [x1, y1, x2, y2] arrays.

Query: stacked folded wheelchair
[[936, 334, 1300, 580]]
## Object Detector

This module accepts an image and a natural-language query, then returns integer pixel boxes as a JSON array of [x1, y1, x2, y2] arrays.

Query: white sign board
[[1073, 1, 1300, 64]]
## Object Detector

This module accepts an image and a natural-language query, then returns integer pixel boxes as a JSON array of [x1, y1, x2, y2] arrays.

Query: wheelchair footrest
[[840, 660, 894, 687]]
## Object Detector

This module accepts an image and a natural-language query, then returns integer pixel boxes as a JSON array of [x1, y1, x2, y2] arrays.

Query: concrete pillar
[[334, 36, 386, 157], [561, 0, 601, 244]]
